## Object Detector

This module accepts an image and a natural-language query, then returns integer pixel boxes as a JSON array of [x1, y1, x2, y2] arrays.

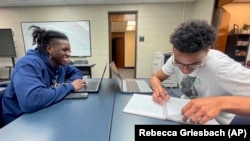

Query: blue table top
[[109, 91, 182, 141], [0, 79, 116, 141]]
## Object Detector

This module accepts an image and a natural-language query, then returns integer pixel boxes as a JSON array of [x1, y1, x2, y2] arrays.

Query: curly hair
[[170, 19, 216, 53], [28, 25, 68, 55]]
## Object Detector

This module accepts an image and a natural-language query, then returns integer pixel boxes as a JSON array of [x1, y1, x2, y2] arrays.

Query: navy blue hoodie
[[2, 49, 83, 125]]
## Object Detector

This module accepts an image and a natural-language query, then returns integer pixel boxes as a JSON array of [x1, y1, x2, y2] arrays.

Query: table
[[72, 64, 95, 78], [109, 88, 182, 141], [0, 79, 182, 141], [0, 79, 116, 141]]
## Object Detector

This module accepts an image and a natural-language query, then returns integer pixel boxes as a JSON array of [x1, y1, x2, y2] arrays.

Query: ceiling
[[0, 0, 249, 7], [0, 0, 195, 7]]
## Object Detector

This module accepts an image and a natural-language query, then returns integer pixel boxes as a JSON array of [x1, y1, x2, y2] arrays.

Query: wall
[[191, 0, 215, 22], [0, 1, 214, 78]]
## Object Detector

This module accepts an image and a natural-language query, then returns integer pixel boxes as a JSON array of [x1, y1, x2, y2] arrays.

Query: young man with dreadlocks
[[2, 26, 86, 125]]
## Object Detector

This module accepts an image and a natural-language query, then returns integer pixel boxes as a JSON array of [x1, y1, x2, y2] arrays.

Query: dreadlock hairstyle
[[170, 19, 216, 53], [28, 25, 69, 55]]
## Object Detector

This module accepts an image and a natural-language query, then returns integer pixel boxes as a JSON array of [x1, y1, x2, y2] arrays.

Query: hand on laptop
[[71, 79, 87, 90]]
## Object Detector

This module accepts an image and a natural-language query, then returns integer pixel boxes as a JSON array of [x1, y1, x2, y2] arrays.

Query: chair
[[0, 88, 6, 128], [74, 60, 91, 78], [0, 81, 9, 128], [0, 80, 10, 87], [230, 115, 250, 125]]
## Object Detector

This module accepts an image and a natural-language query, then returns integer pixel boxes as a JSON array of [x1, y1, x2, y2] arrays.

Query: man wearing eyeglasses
[[150, 19, 250, 125]]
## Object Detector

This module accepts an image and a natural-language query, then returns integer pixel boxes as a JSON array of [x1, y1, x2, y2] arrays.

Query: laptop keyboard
[[85, 81, 99, 90], [126, 80, 140, 92]]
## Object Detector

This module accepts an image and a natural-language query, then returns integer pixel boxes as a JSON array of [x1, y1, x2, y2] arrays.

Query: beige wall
[[191, 0, 215, 22], [0, 1, 214, 78]]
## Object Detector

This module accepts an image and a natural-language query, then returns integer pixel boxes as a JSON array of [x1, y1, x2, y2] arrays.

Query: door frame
[[108, 11, 138, 78]]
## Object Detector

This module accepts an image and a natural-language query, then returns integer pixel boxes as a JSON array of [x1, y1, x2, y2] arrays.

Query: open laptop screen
[[110, 62, 123, 91]]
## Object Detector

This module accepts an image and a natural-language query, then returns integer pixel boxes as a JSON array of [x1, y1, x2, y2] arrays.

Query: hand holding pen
[[152, 86, 170, 106]]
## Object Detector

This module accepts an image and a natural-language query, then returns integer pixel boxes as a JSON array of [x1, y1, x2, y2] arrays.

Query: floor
[[117, 68, 135, 79]]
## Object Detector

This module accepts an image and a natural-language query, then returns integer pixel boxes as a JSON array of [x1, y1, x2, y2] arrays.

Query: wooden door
[[217, 0, 233, 7], [213, 7, 231, 52], [113, 37, 125, 68]]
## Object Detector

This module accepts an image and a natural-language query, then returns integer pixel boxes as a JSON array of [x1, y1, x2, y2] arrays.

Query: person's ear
[[47, 45, 52, 54]]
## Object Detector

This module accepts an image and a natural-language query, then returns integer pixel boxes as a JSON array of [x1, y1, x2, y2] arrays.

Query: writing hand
[[152, 87, 170, 106]]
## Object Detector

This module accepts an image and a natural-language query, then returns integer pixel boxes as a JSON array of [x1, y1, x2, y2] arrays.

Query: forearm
[[19, 84, 74, 112], [150, 76, 163, 91], [219, 96, 250, 116]]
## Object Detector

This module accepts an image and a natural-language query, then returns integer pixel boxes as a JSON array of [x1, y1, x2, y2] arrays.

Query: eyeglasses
[[172, 55, 205, 69]]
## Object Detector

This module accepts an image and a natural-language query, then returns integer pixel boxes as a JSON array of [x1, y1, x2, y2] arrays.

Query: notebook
[[123, 93, 220, 125], [75, 63, 107, 93], [109, 61, 153, 93]]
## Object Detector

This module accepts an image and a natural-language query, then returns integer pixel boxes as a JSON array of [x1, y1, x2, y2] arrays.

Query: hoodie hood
[[24, 49, 71, 84], [26, 48, 55, 70]]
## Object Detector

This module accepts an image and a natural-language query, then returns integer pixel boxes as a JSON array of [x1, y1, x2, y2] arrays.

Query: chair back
[[0, 88, 5, 128], [0, 81, 9, 128], [231, 115, 250, 125]]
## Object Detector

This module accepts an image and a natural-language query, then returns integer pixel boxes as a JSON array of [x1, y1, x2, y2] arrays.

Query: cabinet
[[225, 34, 250, 65], [152, 52, 177, 88]]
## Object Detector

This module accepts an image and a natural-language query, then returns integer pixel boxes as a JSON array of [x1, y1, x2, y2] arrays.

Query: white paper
[[123, 93, 220, 125]]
